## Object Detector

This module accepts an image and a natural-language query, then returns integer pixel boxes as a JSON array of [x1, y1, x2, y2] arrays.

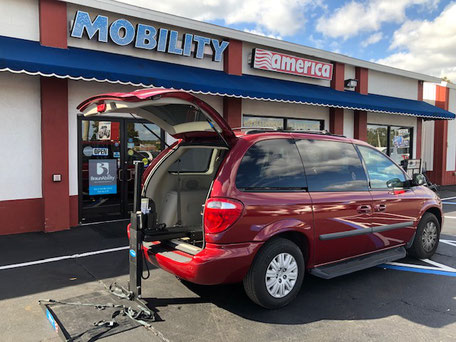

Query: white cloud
[[376, 3, 456, 80], [116, 0, 323, 37], [361, 32, 383, 47], [316, 0, 439, 39]]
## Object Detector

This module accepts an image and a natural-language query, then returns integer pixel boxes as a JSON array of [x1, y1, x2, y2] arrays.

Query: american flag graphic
[[253, 49, 273, 70]]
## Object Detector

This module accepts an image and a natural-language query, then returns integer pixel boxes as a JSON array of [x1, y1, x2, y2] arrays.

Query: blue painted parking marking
[[380, 264, 456, 277], [378, 240, 456, 277]]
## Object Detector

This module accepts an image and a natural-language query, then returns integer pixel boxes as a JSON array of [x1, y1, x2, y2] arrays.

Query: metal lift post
[[129, 161, 145, 299]]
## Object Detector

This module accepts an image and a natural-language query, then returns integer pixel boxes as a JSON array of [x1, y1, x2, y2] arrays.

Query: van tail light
[[127, 223, 131, 239], [204, 198, 244, 234]]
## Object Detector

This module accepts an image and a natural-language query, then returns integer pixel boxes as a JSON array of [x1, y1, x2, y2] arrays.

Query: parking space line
[[440, 239, 456, 247], [0, 246, 129, 271], [441, 196, 456, 201], [442, 201, 456, 205], [444, 216, 456, 219]]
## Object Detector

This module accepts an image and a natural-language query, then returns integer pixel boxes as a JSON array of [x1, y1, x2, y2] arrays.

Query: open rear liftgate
[[39, 161, 183, 341]]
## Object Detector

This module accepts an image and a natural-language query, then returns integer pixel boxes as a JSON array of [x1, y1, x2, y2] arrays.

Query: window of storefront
[[367, 124, 413, 164], [243, 115, 324, 131]]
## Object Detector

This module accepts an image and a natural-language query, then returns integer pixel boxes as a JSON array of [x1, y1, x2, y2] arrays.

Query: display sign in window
[[88, 159, 117, 195]]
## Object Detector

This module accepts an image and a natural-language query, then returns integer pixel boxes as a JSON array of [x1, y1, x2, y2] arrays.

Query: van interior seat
[[160, 190, 208, 227]]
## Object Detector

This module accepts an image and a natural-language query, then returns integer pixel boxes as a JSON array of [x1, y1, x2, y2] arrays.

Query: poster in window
[[97, 121, 111, 140], [88, 159, 117, 195]]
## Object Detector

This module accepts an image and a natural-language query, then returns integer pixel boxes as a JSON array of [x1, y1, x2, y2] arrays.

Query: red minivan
[[79, 89, 442, 309]]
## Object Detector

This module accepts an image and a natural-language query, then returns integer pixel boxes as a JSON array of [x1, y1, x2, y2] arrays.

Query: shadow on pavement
[[0, 220, 131, 300], [141, 252, 456, 331]]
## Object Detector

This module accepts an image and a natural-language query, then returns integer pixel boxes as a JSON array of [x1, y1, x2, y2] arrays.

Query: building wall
[[367, 112, 417, 159], [0, 72, 41, 201], [422, 120, 434, 171], [343, 110, 354, 138], [368, 70, 418, 100], [343, 65, 355, 92], [422, 82, 436, 171], [0, 0, 39, 41], [241, 99, 330, 128], [66, 4, 225, 72], [447, 88, 456, 171], [241, 42, 331, 87]]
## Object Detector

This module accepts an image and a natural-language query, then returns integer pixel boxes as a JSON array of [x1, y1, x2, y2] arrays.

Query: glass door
[[79, 118, 123, 223], [78, 117, 163, 224]]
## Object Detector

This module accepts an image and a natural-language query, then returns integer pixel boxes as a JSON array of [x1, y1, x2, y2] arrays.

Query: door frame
[[77, 115, 165, 224]]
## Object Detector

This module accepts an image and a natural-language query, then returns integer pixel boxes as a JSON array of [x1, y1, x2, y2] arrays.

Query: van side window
[[296, 139, 368, 192], [357, 145, 406, 189], [168, 148, 212, 172], [236, 139, 307, 191]]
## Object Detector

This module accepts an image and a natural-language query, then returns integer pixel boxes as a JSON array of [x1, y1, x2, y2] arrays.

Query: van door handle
[[357, 205, 372, 214], [375, 204, 386, 212]]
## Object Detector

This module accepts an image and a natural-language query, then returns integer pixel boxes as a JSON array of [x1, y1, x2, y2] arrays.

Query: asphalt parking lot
[[1, 190, 456, 341]]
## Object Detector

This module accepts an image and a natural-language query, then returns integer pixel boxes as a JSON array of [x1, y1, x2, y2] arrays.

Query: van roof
[[233, 128, 370, 146]]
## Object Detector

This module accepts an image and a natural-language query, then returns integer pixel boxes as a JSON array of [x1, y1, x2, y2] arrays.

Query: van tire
[[243, 238, 304, 309], [407, 212, 440, 259]]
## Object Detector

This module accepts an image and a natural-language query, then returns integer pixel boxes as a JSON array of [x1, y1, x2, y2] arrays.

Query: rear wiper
[[205, 118, 230, 149]]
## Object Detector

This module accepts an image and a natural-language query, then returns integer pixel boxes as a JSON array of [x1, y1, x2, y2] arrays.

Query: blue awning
[[0, 35, 453, 120]]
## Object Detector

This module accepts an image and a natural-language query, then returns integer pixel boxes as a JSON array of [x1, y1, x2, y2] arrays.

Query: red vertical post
[[223, 40, 242, 128], [39, 0, 67, 48], [417, 81, 424, 101], [430, 85, 449, 185], [353, 67, 368, 141], [354, 110, 368, 141], [41, 77, 70, 231], [329, 62, 345, 135], [39, 0, 70, 231]]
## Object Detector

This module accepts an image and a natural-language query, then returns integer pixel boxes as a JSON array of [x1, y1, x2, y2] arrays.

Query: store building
[[0, 0, 454, 235]]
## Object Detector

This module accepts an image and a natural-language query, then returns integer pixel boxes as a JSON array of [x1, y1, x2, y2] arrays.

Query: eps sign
[[70, 11, 229, 62]]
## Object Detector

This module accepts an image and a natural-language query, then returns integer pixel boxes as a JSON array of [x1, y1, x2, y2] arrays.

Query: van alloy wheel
[[422, 221, 438, 252], [265, 253, 298, 298], [407, 212, 440, 259]]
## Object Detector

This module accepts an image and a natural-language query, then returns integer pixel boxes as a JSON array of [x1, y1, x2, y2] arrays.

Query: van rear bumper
[[144, 241, 263, 285]]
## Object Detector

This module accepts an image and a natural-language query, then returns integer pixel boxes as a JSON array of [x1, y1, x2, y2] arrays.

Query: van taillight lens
[[204, 198, 244, 234]]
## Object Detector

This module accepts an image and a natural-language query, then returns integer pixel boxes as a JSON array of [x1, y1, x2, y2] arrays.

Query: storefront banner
[[252, 48, 333, 80], [70, 11, 229, 62], [89, 159, 117, 195]]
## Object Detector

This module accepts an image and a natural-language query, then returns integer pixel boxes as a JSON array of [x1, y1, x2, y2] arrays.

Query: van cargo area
[[142, 144, 227, 249]]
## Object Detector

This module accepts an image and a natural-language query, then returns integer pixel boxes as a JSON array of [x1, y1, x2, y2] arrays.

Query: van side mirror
[[412, 173, 426, 186], [386, 178, 404, 188]]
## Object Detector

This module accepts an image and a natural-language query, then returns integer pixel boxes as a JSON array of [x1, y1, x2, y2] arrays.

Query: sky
[[117, 0, 456, 81]]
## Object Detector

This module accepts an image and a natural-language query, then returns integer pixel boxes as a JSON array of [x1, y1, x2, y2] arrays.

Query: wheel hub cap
[[422, 221, 438, 252], [265, 253, 298, 298]]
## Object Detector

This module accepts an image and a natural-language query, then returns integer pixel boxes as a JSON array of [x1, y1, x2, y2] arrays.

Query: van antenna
[[129, 113, 171, 149]]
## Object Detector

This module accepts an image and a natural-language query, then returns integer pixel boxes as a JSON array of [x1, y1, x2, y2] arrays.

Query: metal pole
[[129, 211, 143, 298]]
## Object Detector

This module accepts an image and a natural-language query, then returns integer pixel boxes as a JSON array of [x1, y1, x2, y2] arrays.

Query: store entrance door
[[78, 117, 163, 224]]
